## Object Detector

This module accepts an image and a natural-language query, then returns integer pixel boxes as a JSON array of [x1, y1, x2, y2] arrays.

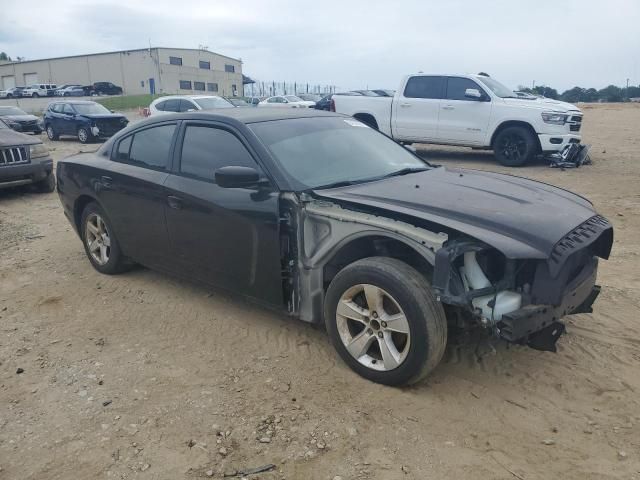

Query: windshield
[[73, 103, 111, 115], [285, 95, 303, 102], [0, 106, 28, 116], [476, 76, 516, 98], [250, 117, 429, 190], [193, 97, 234, 109]]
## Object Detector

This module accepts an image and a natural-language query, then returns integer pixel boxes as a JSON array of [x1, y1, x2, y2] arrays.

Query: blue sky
[[1, 0, 638, 91]]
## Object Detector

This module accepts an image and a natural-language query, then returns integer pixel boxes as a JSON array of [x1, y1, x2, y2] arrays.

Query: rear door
[[60, 103, 77, 134], [437, 76, 493, 145], [392, 75, 444, 142], [163, 121, 283, 305], [97, 122, 178, 267]]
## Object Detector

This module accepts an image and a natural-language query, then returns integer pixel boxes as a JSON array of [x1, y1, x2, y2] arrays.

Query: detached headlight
[[541, 112, 568, 125], [29, 143, 49, 159]]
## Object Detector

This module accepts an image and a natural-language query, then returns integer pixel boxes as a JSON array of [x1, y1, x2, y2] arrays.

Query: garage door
[[2, 75, 15, 89], [24, 73, 38, 85]]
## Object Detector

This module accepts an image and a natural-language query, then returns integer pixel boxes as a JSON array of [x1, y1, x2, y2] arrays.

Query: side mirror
[[464, 88, 482, 100], [215, 166, 262, 188]]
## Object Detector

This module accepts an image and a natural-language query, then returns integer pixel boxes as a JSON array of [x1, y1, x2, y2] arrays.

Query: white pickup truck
[[332, 74, 583, 166]]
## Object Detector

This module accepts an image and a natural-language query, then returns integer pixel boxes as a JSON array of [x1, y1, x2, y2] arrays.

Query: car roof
[[136, 108, 344, 127]]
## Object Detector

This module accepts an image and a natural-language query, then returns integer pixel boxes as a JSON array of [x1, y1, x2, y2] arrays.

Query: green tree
[[598, 85, 624, 102], [0, 52, 12, 61]]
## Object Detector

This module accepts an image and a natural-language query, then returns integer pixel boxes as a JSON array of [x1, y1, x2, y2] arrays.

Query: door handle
[[167, 195, 183, 209], [442, 105, 454, 110], [100, 176, 113, 188], [399, 103, 411, 108]]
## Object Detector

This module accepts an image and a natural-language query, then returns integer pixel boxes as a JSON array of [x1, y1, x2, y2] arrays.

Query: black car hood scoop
[[313, 166, 598, 259]]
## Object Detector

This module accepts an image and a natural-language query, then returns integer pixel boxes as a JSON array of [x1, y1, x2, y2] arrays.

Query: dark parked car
[[315, 93, 363, 111], [56, 110, 613, 386], [43, 101, 129, 143], [0, 119, 55, 192], [85, 82, 123, 96], [0, 106, 43, 134]]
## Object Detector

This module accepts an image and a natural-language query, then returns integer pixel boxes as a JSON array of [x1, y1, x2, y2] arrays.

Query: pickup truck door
[[392, 76, 444, 142], [437, 77, 493, 146]]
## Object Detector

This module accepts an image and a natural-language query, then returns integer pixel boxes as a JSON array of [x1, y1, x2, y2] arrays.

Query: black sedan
[[43, 101, 128, 143], [0, 106, 43, 134], [56, 109, 613, 386]]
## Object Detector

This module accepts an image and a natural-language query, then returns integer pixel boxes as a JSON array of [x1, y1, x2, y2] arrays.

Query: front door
[[437, 76, 493, 145], [164, 121, 283, 306], [96, 122, 178, 267], [392, 75, 444, 142]]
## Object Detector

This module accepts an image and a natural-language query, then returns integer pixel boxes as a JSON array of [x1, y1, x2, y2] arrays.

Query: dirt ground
[[1, 104, 639, 480]]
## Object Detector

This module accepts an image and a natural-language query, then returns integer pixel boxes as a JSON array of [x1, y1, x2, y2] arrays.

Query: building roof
[[0, 47, 242, 67]]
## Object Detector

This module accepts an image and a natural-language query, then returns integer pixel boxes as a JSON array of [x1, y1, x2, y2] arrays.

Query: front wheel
[[493, 126, 538, 166], [33, 93, 39, 98], [324, 257, 447, 386], [77, 127, 92, 144]]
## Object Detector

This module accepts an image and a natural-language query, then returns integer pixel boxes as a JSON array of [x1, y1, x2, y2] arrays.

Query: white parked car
[[148, 95, 234, 116], [258, 95, 315, 108], [21, 84, 57, 98], [332, 74, 583, 166]]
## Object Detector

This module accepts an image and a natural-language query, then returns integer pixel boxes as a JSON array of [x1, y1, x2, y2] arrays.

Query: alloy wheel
[[46, 126, 55, 140], [78, 128, 88, 143], [336, 284, 411, 371], [498, 133, 527, 162], [85, 213, 111, 265]]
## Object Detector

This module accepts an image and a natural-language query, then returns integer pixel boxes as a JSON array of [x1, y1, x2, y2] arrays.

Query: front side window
[[62, 104, 75, 114], [116, 135, 132, 161], [169, 56, 183, 66], [163, 99, 180, 112], [250, 117, 428, 190], [199, 60, 210, 70], [179, 80, 192, 90], [180, 125, 257, 181], [403, 76, 445, 99], [445, 77, 486, 101], [224, 64, 235, 73], [192, 97, 234, 110], [476, 76, 516, 98], [194, 81, 205, 91], [126, 124, 177, 170]]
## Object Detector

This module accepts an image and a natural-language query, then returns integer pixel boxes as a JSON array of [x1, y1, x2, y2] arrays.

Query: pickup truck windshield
[[250, 117, 428, 190], [477, 76, 517, 98]]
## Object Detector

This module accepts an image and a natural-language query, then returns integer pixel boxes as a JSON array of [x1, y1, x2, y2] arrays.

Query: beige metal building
[[0, 47, 244, 96]]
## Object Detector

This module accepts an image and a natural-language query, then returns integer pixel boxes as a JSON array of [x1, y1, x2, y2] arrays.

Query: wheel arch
[[352, 113, 379, 130], [73, 194, 99, 233], [490, 120, 541, 152]]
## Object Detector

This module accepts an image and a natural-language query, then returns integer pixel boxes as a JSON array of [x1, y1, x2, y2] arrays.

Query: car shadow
[[415, 146, 552, 169]]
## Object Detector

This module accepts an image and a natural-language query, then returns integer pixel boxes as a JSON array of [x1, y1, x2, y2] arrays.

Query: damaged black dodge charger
[[56, 110, 613, 386]]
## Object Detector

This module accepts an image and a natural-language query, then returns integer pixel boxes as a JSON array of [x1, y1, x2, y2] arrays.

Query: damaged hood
[[502, 97, 581, 113], [313, 166, 598, 259]]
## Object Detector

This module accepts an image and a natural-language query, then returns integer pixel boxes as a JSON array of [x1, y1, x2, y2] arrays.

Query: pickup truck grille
[[0, 146, 29, 166], [568, 115, 582, 132]]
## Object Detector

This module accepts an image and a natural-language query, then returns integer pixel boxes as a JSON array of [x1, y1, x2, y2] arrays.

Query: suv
[[43, 101, 129, 143], [0, 87, 26, 98], [86, 82, 123, 96], [21, 84, 57, 97], [0, 118, 55, 192]]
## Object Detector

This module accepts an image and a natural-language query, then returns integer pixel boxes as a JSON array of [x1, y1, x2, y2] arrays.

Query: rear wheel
[[33, 93, 39, 98], [80, 202, 131, 274], [46, 125, 59, 140], [493, 126, 537, 166], [324, 257, 447, 386]]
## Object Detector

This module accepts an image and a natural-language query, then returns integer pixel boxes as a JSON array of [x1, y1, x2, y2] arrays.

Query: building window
[[169, 56, 183, 66], [207, 83, 218, 92], [199, 60, 210, 70], [224, 64, 235, 73], [232, 84, 238, 96], [194, 81, 205, 91], [179, 80, 192, 90]]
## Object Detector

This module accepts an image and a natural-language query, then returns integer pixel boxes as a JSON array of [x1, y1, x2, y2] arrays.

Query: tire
[[33, 93, 39, 98], [46, 125, 59, 140], [35, 173, 56, 193], [493, 126, 538, 166], [324, 257, 447, 386], [77, 127, 92, 144], [80, 202, 131, 274], [7, 93, 12, 98]]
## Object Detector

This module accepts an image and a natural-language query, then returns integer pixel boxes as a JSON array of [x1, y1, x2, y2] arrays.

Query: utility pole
[[626, 78, 630, 100]]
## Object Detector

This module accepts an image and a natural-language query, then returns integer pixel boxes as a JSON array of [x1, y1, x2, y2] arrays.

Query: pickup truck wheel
[[35, 173, 55, 193], [33, 93, 39, 98], [81, 202, 131, 274], [46, 125, 59, 140], [493, 126, 537, 166], [77, 127, 92, 144], [325, 257, 447, 386]]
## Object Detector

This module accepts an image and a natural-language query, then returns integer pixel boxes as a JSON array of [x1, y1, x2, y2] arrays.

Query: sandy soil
[[1, 104, 639, 480]]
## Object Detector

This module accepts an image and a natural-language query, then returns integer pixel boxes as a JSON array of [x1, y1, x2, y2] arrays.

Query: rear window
[[122, 124, 177, 170]]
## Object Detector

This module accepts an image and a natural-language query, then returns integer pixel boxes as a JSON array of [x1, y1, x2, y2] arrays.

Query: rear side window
[[163, 99, 180, 112], [445, 77, 486, 101], [155, 100, 166, 111], [179, 99, 197, 112], [123, 124, 177, 170], [403, 76, 444, 99], [179, 125, 257, 181]]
